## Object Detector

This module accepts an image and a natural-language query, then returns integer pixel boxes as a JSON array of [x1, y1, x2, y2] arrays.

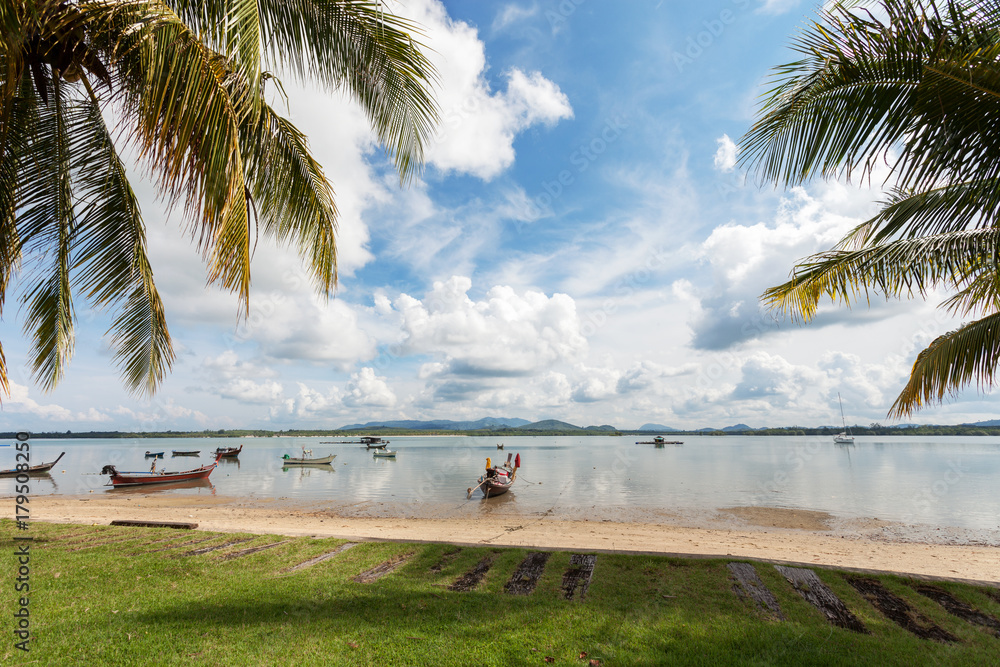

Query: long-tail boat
[[100, 458, 218, 487], [214, 445, 243, 458], [280, 452, 336, 465], [0, 452, 65, 477], [468, 453, 520, 498]]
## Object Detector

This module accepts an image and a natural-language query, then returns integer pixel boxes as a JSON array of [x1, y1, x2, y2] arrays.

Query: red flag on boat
[[514, 453, 520, 468]]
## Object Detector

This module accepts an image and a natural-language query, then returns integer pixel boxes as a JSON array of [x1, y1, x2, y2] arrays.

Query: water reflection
[[11, 435, 1000, 531], [107, 478, 216, 495]]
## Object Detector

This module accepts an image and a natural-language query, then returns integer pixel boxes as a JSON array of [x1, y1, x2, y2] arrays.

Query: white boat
[[373, 450, 397, 458], [834, 393, 855, 444], [280, 453, 336, 465]]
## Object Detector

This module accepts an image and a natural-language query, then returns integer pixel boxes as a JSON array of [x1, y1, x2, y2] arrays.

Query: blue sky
[[2, 0, 996, 432]]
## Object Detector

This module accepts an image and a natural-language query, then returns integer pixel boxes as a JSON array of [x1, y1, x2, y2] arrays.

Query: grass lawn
[[4, 520, 999, 665]]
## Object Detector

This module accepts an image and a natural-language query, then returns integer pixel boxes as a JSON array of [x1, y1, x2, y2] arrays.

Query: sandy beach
[[31, 494, 1000, 585]]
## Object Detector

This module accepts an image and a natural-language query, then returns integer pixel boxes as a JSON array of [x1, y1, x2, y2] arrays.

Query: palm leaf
[[241, 101, 338, 295], [889, 311, 1000, 417], [762, 228, 1000, 322], [70, 89, 174, 396], [16, 76, 76, 391]]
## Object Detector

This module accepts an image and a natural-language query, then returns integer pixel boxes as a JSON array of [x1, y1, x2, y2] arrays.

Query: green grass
[[4, 521, 999, 665]]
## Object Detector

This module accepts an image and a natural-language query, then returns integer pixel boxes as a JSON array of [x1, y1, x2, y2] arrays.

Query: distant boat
[[635, 436, 683, 445], [372, 450, 396, 458], [0, 452, 65, 477], [214, 445, 243, 458], [362, 436, 389, 449], [144, 451, 165, 458], [172, 450, 201, 456], [834, 393, 855, 444], [281, 452, 336, 465]]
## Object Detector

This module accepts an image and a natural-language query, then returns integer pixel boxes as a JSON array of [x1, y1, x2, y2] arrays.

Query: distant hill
[[960, 419, 1000, 427], [638, 423, 681, 432], [338, 417, 530, 431], [517, 419, 583, 431], [696, 423, 754, 432]]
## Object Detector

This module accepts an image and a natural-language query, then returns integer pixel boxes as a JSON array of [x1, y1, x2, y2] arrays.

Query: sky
[[2, 0, 996, 433]]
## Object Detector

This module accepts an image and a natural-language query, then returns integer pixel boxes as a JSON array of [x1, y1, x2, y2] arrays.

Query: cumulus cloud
[[393, 276, 587, 377], [407, 1, 572, 179], [713, 134, 737, 172], [687, 182, 885, 350], [342, 367, 397, 408]]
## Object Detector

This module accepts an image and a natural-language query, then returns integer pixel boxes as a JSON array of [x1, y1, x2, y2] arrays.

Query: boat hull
[[281, 454, 336, 465], [0, 452, 65, 477], [477, 469, 516, 497], [105, 462, 217, 487], [373, 451, 396, 458], [214, 445, 243, 458]]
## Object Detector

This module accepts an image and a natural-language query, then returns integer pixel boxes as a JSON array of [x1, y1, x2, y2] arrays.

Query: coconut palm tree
[[0, 1, 437, 400], [740, 0, 1000, 417]]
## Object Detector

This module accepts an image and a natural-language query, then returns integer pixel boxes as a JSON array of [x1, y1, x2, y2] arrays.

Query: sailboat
[[834, 393, 855, 444]]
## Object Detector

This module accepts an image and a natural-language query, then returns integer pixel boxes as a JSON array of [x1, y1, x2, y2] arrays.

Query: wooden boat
[[214, 445, 243, 458], [144, 451, 165, 458], [172, 450, 201, 456], [0, 452, 65, 477], [468, 453, 520, 498], [636, 436, 683, 445], [281, 453, 336, 465], [361, 436, 389, 449], [372, 450, 396, 458], [100, 459, 218, 487]]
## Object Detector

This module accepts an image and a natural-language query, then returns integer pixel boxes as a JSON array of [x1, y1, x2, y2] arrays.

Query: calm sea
[[5, 434, 999, 532]]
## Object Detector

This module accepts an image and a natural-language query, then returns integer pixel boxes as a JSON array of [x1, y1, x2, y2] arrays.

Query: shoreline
[[30, 494, 1000, 585]]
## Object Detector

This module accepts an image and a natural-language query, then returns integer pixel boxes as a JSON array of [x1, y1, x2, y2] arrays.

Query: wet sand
[[31, 494, 1000, 585]]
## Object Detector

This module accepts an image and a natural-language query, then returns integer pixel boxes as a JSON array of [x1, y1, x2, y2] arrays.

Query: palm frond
[[762, 228, 1000, 322], [17, 77, 76, 391], [109, 2, 252, 307], [70, 90, 174, 396], [842, 179, 999, 248], [889, 311, 1000, 417], [241, 101, 338, 295], [259, 0, 439, 183], [740, 0, 1000, 192]]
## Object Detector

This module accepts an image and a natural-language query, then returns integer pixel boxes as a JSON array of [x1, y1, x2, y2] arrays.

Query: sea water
[[5, 434, 999, 533]]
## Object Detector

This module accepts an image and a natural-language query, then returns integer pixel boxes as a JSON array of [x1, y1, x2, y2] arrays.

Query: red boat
[[214, 445, 243, 458], [100, 459, 218, 487], [469, 453, 520, 498]]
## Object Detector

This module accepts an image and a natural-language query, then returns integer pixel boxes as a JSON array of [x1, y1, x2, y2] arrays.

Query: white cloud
[[713, 134, 737, 172], [342, 367, 397, 408], [492, 3, 538, 32], [393, 276, 587, 376], [757, 0, 800, 15], [216, 378, 285, 404], [406, 1, 573, 179]]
